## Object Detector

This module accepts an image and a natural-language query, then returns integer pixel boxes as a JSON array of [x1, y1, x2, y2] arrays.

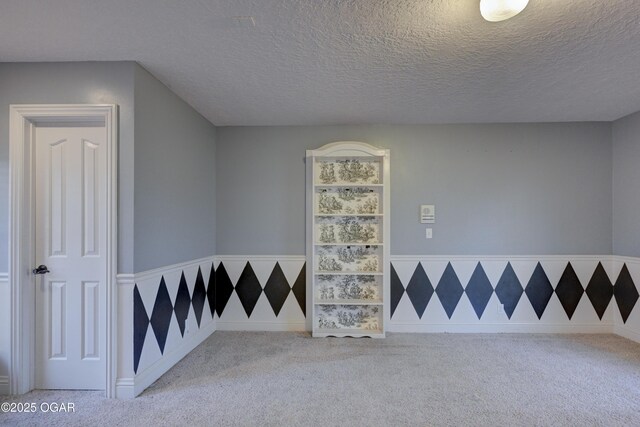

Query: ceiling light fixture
[[480, 0, 529, 22]]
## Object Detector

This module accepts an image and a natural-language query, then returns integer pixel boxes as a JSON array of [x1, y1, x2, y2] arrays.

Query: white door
[[34, 125, 107, 390]]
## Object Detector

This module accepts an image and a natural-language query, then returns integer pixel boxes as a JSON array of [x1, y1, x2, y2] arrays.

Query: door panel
[[82, 140, 99, 257], [82, 281, 100, 359], [49, 281, 67, 359], [49, 139, 67, 257], [35, 126, 106, 390]]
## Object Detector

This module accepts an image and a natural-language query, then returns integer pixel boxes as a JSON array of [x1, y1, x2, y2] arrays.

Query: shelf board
[[314, 299, 383, 305], [315, 184, 383, 188], [313, 271, 383, 276], [313, 328, 385, 338], [314, 242, 383, 246], [315, 214, 383, 217]]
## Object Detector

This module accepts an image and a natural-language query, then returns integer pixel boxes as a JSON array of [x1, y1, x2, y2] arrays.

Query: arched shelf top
[[307, 141, 388, 158]]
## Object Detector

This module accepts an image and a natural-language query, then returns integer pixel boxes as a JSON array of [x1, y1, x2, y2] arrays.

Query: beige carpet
[[2, 332, 640, 426]]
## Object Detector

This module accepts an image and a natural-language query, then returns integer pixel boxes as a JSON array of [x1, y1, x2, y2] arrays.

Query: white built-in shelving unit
[[306, 141, 390, 338]]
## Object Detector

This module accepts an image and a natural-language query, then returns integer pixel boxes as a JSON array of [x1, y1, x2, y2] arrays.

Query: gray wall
[[216, 123, 613, 255], [613, 111, 640, 257], [0, 62, 136, 273], [134, 65, 216, 273]]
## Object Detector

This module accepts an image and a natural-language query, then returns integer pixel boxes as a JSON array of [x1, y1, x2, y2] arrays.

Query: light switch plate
[[425, 228, 433, 239]]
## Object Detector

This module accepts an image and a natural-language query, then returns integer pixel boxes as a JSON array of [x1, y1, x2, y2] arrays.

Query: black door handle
[[33, 265, 50, 275]]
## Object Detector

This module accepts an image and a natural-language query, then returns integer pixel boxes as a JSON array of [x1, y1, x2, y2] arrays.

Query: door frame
[[9, 104, 118, 397]]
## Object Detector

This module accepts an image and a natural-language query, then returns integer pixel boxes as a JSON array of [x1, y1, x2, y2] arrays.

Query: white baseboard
[[216, 321, 306, 332], [613, 325, 640, 344], [115, 317, 216, 399], [0, 376, 9, 395], [389, 322, 614, 334], [114, 378, 135, 399], [0, 275, 8, 396]]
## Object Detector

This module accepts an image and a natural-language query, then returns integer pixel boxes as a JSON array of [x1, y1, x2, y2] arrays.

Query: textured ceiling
[[1, 0, 640, 125]]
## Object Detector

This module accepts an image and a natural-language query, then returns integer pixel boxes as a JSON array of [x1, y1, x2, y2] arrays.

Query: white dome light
[[480, 0, 530, 22]]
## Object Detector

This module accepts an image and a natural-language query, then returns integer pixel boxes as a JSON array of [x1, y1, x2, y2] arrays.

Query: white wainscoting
[[214, 256, 307, 332], [115, 256, 216, 399], [612, 256, 640, 343], [389, 255, 616, 334], [212, 255, 640, 341]]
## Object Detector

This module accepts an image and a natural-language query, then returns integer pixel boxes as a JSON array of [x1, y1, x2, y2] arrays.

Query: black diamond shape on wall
[[525, 263, 554, 320], [150, 277, 173, 354], [465, 263, 493, 319], [207, 263, 216, 318], [192, 267, 207, 327], [390, 264, 405, 318], [174, 272, 192, 337], [406, 263, 433, 319], [235, 262, 263, 317], [215, 263, 234, 317], [435, 263, 464, 319], [614, 264, 639, 323], [495, 262, 522, 319], [292, 264, 306, 316], [586, 262, 613, 320], [555, 262, 584, 319], [133, 285, 149, 374], [264, 262, 291, 316]]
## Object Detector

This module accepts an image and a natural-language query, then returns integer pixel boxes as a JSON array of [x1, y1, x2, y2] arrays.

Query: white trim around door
[[9, 104, 118, 397]]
